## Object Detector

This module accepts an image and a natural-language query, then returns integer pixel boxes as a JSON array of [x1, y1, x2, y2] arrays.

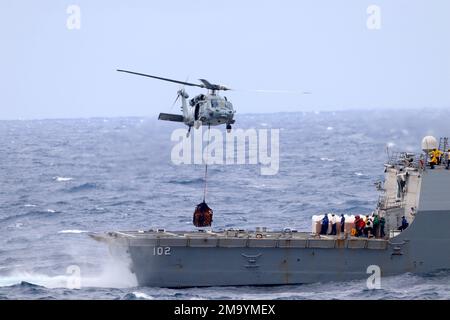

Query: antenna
[[385, 144, 391, 163]]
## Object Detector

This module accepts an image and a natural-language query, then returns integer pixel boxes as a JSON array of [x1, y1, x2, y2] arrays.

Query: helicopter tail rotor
[[177, 89, 189, 99], [171, 89, 189, 110], [171, 94, 180, 109]]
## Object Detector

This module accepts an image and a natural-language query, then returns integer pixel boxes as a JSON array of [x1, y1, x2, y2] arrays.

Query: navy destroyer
[[90, 136, 450, 287]]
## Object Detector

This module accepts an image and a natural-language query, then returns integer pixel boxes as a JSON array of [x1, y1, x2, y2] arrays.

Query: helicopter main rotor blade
[[245, 89, 312, 94], [199, 79, 232, 91], [117, 69, 206, 89]]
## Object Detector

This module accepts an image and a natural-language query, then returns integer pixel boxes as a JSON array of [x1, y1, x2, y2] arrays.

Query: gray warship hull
[[91, 160, 450, 287]]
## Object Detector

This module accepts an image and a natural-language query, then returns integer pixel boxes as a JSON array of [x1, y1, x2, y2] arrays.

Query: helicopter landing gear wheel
[[186, 126, 192, 138], [194, 120, 202, 129], [226, 124, 232, 133]]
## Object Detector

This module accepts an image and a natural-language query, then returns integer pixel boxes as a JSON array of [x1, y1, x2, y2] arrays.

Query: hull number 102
[[153, 246, 171, 256]]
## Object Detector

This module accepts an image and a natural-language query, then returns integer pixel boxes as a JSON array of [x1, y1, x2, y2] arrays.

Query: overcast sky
[[1, 0, 449, 119]]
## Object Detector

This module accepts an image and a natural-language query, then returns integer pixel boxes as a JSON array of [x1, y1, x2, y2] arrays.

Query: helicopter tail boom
[[178, 89, 191, 123]]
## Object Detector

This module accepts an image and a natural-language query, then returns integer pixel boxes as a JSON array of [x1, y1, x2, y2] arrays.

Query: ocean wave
[[9, 281, 43, 289], [1, 210, 58, 224], [66, 183, 98, 192], [0, 272, 70, 289], [123, 291, 154, 300], [167, 178, 204, 185], [3, 113, 450, 299], [353, 172, 370, 180], [0, 260, 137, 289]]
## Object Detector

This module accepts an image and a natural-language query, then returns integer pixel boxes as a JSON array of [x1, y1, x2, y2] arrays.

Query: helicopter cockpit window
[[211, 99, 219, 108]]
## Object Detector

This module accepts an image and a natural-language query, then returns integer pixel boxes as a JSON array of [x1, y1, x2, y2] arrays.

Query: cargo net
[[193, 201, 213, 227]]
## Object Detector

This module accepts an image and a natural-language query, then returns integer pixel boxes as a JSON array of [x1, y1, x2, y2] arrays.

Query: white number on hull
[[153, 246, 171, 256]]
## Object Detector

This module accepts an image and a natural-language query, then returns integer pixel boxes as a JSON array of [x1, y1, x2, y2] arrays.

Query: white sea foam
[[320, 157, 335, 162], [58, 230, 88, 234], [0, 257, 137, 289], [54, 176, 73, 182], [46, 209, 56, 213], [0, 272, 71, 288], [327, 126, 333, 130], [24, 204, 37, 207], [131, 292, 154, 299]]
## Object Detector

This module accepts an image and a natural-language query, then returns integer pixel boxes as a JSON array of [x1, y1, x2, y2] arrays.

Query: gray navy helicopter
[[117, 69, 235, 137]]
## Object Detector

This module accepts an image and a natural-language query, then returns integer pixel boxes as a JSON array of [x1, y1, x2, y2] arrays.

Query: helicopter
[[117, 69, 235, 137]]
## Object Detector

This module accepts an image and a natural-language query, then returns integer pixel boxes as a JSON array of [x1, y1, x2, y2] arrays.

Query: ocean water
[[1, 109, 450, 300]]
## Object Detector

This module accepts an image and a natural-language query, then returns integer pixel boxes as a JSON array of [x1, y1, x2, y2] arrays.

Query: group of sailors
[[319, 212, 409, 239], [429, 148, 450, 169], [352, 214, 386, 238], [319, 213, 344, 236]]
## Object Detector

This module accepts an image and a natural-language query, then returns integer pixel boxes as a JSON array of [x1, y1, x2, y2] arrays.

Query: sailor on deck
[[445, 149, 450, 170], [354, 215, 365, 237], [373, 214, 380, 238], [320, 214, 329, 235], [365, 218, 373, 238], [398, 216, 409, 231], [340, 214, 345, 234], [429, 148, 442, 169], [328, 214, 337, 235], [380, 216, 386, 238]]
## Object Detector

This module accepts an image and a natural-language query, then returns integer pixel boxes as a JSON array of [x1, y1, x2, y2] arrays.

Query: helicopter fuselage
[[188, 93, 235, 127]]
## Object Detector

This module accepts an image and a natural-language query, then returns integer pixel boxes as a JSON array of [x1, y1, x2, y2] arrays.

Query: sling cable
[[193, 125, 213, 227]]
